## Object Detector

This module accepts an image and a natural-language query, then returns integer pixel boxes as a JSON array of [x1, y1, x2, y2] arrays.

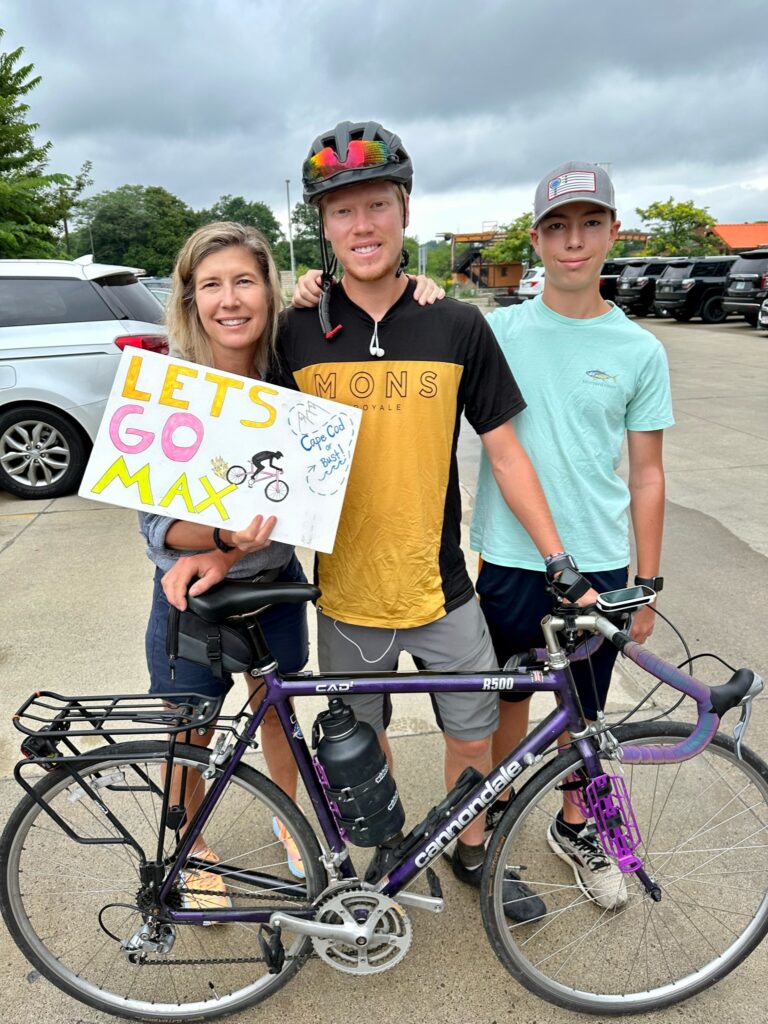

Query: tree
[[0, 29, 70, 257], [72, 184, 196, 274], [635, 198, 719, 256], [290, 201, 322, 270], [198, 194, 283, 248], [50, 159, 93, 256], [482, 212, 536, 265]]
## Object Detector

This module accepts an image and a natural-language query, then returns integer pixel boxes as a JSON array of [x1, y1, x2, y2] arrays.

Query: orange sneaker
[[272, 816, 305, 878], [178, 865, 232, 924]]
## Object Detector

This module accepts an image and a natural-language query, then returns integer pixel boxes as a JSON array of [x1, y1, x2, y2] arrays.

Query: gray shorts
[[317, 598, 499, 741]]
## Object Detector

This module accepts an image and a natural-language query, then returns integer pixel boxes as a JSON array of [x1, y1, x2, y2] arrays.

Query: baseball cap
[[533, 161, 615, 227]]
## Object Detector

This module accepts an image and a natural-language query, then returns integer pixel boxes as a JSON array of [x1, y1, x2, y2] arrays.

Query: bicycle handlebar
[[573, 612, 764, 764]]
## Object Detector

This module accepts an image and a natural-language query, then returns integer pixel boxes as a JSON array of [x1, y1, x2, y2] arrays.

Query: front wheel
[[0, 741, 326, 1022], [481, 722, 768, 1015], [265, 478, 289, 502]]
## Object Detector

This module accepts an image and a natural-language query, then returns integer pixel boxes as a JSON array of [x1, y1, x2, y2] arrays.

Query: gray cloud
[[1, 0, 766, 238]]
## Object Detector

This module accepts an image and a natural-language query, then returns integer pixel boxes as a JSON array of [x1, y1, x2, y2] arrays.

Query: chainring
[[311, 881, 412, 975]]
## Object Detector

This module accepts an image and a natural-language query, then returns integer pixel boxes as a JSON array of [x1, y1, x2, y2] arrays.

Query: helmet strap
[[395, 245, 410, 278], [317, 212, 342, 339]]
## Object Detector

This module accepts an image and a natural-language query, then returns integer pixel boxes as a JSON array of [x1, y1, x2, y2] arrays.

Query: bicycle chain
[[137, 889, 319, 966]]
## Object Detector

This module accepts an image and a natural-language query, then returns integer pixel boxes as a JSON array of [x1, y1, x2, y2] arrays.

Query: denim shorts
[[476, 562, 628, 720], [146, 554, 309, 701]]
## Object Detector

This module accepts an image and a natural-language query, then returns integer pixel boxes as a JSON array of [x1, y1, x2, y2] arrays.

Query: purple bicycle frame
[[161, 643, 603, 923], [160, 619, 725, 924]]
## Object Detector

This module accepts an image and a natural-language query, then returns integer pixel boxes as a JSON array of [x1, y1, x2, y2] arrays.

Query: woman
[[140, 222, 307, 903]]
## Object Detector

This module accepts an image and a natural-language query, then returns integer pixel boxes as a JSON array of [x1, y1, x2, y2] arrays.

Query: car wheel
[[745, 312, 758, 327], [700, 295, 726, 324], [0, 406, 88, 499], [670, 310, 692, 322]]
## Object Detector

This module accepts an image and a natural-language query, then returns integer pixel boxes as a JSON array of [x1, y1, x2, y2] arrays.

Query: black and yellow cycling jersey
[[272, 280, 525, 628]]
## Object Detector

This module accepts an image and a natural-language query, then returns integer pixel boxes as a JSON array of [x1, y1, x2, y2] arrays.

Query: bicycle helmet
[[302, 120, 413, 339], [302, 120, 413, 204]]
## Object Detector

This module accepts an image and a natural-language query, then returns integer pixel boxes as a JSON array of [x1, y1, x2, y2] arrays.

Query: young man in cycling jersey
[[472, 162, 674, 909], [162, 122, 593, 920]]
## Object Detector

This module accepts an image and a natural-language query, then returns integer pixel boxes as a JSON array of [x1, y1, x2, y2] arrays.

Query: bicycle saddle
[[187, 580, 320, 622]]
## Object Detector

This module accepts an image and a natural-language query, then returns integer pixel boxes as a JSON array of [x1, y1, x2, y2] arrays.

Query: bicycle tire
[[481, 721, 768, 1015], [265, 479, 289, 502], [0, 741, 326, 1022], [226, 465, 247, 486]]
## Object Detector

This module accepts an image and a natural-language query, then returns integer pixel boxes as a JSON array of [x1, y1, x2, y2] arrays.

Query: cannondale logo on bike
[[414, 760, 523, 867]]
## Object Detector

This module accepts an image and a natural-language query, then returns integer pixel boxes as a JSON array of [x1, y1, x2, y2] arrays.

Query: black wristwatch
[[212, 527, 235, 553], [634, 575, 664, 593]]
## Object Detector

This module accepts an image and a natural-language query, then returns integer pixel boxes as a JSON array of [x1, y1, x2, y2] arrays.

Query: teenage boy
[[472, 161, 674, 908], [162, 123, 591, 919]]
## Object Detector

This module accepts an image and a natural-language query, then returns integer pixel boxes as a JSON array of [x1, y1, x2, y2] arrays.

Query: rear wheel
[[0, 406, 87, 498], [700, 295, 727, 324], [226, 464, 247, 485], [481, 722, 768, 1015], [670, 309, 693, 322], [0, 742, 326, 1021]]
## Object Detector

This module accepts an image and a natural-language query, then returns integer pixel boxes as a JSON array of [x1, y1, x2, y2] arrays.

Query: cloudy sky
[[2, 0, 766, 242]]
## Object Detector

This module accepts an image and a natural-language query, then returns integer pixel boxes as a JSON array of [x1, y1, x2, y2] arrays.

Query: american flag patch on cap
[[548, 171, 596, 200]]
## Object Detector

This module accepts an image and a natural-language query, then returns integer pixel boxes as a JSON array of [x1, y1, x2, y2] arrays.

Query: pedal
[[258, 924, 285, 974], [426, 867, 443, 899]]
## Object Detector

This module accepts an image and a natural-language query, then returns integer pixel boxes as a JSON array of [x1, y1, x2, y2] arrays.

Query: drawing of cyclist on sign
[[226, 450, 289, 502]]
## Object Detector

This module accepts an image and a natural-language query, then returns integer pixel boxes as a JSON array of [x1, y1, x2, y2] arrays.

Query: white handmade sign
[[78, 349, 361, 552]]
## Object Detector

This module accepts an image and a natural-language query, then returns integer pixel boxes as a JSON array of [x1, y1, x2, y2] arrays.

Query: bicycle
[[226, 461, 289, 502], [1, 580, 766, 1022]]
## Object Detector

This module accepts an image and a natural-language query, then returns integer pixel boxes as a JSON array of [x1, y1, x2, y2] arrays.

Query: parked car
[[141, 275, 172, 307], [0, 257, 167, 499], [599, 259, 631, 303], [653, 256, 737, 324], [758, 297, 768, 332], [518, 266, 545, 299], [722, 249, 768, 325], [616, 258, 683, 317]]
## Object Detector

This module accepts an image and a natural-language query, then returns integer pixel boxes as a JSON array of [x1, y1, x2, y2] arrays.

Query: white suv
[[518, 266, 545, 299], [0, 257, 167, 499]]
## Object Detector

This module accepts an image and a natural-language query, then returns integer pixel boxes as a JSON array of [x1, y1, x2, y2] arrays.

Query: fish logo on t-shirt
[[586, 369, 618, 383]]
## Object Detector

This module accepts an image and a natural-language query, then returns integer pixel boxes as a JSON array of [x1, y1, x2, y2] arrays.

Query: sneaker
[[450, 847, 545, 923], [272, 816, 305, 878], [546, 815, 628, 910], [178, 867, 232, 924]]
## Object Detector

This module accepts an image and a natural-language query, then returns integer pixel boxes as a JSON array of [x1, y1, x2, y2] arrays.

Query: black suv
[[653, 256, 737, 324], [599, 259, 628, 303], [722, 249, 768, 325], [616, 259, 681, 317]]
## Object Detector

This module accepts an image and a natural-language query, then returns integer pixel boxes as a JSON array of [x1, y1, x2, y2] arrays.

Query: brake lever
[[733, 673, 764, 760]]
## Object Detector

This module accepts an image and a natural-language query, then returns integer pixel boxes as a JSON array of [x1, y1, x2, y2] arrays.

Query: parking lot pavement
[[1, 316, 767, 1023]]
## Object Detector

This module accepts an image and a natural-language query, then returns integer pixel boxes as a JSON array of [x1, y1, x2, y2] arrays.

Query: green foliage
[[289, 201, 322, 269], [482, 212, 535, 265], [198, 194, 283, 247], [73, 185, 197, 275], [635, 198, 719, 256], [0, 29, 71, 257], [426, 241, 452, 283], [608, 236, 646, 258]]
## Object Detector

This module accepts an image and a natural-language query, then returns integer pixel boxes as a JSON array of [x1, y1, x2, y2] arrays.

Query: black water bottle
[[314, 698, 405, 847]]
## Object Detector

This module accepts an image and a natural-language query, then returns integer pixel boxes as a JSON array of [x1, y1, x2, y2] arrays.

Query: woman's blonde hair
[[165, 221, 282, 377]]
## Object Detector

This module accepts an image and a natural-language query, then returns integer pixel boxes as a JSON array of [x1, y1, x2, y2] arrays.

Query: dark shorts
[[146, 554, 309, 701], [476, 562, 628, 720]]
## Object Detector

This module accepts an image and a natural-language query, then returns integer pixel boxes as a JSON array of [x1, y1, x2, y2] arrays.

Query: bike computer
[[596, 585, 656, 612]]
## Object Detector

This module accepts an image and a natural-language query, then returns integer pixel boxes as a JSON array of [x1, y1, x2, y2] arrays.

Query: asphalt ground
[[0, 314, 767, 1024]]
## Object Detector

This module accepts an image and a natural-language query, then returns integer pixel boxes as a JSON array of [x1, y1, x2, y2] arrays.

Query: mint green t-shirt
[[470, 296, 674, 571]]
